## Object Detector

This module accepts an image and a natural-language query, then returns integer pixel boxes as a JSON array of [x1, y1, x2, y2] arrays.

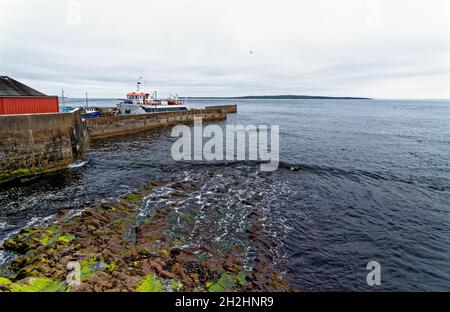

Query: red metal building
[[0, 76, 59, 115]]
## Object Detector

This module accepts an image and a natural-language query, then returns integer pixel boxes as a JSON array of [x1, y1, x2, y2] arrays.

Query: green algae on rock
[[2, 225, 76, 254], [137, 274, 165, 292], [80, 257, 106, 281], [123, 193, 139, 202], [206, 271, 247, 292], [170, 280, 183, 291], [8, 277, 67, 292], [0, 277, 12, 286], [0, 168, 33, 181], [58, 234, 75, 244]]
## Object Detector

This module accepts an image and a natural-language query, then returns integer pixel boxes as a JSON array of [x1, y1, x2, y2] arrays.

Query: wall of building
[[0, 96, 59, 115], [0, 110, 89, 183], [85, 107, 227, 140]]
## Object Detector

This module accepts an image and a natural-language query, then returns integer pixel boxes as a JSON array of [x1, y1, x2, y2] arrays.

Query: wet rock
[[70, 283, 94, 292], [171, 263, 185, 277], [57, 209, 70, 218], [95, 272, 113, 289], [104, 287, 122, 292], [87, 225, 97, 232], [200, 244, 213, 254], [153, 257, 166, 267], [189, 273, 200, 284], [172, 249, 194, 264], [150, 261, 163, 273], [0, 179, 295, 292], [100, 202, 117, 210], [159, 270, 175, 279], [223, 259, 239, 274], [2, 237, 36, 254], [51, 270, 65, 280], [171, 181, 197, 192], [141, 260, 154, 275], [9, 256, 31, 272], [58, 255, 73, 265]]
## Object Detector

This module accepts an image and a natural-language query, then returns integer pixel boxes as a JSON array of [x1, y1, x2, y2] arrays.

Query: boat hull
[[81, 112, 102, 118], [117, 103, 188, 115]]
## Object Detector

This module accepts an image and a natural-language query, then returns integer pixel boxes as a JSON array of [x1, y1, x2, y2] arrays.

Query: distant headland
[[186, 95, 372, 100]]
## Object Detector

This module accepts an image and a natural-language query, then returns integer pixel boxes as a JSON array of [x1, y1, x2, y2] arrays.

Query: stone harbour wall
[[0, 109, 89, 183], [0, 105, 232, 183], [205, 104, 237, 113], [85, 108, 227, 140]]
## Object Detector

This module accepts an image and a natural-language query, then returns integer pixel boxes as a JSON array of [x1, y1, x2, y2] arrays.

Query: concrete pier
[[86, 107, 228, 141], [0, 105, 235, 183], [0, 110, 89, 183], [205, 104, 237, 113]]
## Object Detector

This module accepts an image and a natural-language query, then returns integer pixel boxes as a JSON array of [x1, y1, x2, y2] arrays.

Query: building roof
[[0, 76, 46, 97]]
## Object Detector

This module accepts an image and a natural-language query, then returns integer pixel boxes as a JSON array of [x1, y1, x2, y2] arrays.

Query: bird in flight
[[249, 50, 254, 54]]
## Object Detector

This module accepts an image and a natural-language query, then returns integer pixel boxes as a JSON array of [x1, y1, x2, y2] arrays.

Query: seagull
[[249, 50, 254, 54]]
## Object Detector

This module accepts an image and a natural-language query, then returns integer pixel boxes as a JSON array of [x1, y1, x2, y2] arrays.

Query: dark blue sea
[[1, 98, 450, 291]]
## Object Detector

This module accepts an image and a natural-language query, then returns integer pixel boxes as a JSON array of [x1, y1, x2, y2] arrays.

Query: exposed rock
[[150, 261, 163, 273], [0, 179, 295, 292], [159, 270, 175, 279]]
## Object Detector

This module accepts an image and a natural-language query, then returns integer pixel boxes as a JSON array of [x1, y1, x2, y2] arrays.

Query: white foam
[[0, 251, 6, 266], [69, 160, 89, 169]]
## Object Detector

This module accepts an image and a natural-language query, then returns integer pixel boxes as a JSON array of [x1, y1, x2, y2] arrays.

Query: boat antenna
[[137, 76, 143, 92]]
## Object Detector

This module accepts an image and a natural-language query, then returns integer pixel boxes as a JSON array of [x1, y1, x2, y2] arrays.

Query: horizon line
[[57, 95, 450, 101]]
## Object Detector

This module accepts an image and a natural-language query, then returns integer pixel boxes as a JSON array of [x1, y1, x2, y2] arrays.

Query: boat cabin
[[126, 92, 150, 105]]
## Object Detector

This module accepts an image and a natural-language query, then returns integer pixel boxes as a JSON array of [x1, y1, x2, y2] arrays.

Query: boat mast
[[137, 76, 143, 92], [61, 88, 65, 108], [137, 77, 143, 104], [85, 92, 88, 108]]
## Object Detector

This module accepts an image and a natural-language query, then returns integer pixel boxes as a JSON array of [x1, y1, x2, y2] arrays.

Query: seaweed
[[8, 277, 67, 292], [170, 280, 183, 291], [123, 193, 139, 202], [136, 274, 165, 292], [0, 277, 12, 285], [80, 257, 105, 280]]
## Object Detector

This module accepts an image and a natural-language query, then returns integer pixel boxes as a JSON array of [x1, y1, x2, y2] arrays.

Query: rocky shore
[[0, 179, 295, 292]]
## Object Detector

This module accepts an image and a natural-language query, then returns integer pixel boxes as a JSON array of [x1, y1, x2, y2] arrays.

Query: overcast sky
[[1, 0, 449, 99]]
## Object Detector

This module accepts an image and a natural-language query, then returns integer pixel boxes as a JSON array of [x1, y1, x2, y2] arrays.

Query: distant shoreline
[[185, 95, 372, 100]]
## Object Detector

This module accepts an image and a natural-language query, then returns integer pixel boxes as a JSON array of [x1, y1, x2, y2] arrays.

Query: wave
[[277, 161, 448, 192], [0, 221, 8, 230], [147, 159, 449, 193], [69, 160, 89, 169]]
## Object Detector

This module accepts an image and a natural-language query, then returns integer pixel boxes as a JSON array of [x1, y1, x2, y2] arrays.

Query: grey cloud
[[1, 0, 449, 98]]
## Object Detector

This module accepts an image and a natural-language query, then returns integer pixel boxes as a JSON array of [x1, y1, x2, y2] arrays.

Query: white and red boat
[[117, 78, 188, 115]]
